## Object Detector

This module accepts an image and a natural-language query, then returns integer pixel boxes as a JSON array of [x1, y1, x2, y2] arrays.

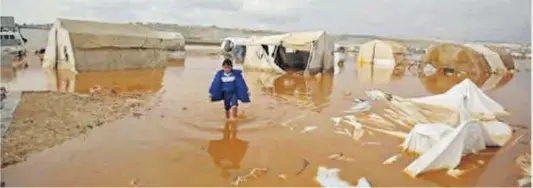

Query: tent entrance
[[272, 45, 311, 73]]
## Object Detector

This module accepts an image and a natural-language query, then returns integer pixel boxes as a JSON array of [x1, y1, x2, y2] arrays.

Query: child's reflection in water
[[207, 122, 249, 179]]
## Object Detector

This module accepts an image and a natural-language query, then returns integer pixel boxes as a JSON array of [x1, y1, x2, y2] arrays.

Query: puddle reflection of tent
[[419, 71, 514, 94], [355, 40, 408, 84], [243, 71, 333, 108], [423, 43, 516, 77], [46, 68, 166, 93], [207, 122, 249, 178]]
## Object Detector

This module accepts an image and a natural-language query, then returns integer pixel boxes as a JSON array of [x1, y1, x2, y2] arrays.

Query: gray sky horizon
[[1, 0, 531, 43]]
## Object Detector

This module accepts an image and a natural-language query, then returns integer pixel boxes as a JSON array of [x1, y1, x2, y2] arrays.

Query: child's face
[[223, 65, 232, 73]]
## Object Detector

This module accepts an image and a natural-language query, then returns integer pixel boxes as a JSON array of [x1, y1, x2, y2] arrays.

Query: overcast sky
[[1, 0, 531, 43]]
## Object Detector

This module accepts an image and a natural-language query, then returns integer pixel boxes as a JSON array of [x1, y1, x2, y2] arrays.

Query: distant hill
[[18, 22, 527, 49]]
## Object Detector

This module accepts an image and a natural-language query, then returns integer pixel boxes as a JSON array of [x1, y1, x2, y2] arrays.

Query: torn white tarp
[[410, 79, 509, 118], [404, 120, 487, 177], [402, 123, 454, 154], [315, 166, 371, 187], [480, 120, 513, 147]]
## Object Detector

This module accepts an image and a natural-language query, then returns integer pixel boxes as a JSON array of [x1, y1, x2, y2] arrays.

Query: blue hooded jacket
[[209, 69, 251, 103]]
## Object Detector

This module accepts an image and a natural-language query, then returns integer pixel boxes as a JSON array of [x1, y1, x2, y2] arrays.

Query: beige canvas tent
[[423, 43, 515, 76], [243, 30, 334, 75], [42, 18, 185, 74], [486, 46, 516, 70], [356, 40, 407, 68], [42, 19, 184, 92]]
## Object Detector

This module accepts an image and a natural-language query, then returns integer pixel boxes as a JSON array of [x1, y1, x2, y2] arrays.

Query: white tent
[[356, 40, 406, 68], [42, 18, 185, 74], [400, 79, 513, 177], [464, 43, 507, 73], [410, 79, 509, 118], [243, 30, 334, 74]]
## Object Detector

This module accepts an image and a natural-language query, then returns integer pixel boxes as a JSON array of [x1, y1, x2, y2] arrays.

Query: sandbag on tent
[[410, 79, 509, 118], [404, 120, 487, 178]]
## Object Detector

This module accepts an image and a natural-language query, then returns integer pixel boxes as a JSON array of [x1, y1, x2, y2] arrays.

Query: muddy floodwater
[[0, 54, 531, 186]]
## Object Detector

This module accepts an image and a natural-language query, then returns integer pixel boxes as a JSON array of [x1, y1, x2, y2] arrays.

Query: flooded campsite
[[1, 20, 532, 187]]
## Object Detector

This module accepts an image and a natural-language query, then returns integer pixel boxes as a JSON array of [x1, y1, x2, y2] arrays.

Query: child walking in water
[[209, 59, 250, 121]]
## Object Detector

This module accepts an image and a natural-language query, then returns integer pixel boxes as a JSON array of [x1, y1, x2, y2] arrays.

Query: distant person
[[34, 48, 45, 63], [209, 59, 250, 122]]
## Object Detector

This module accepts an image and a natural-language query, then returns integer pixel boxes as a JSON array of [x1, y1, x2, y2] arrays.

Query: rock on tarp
[[1, 91, 22, 137]]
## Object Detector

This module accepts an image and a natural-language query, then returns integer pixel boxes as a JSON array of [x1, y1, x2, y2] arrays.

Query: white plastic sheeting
[[410, 79, 509, 118], [404, 120, 487, 178], [315, 166, 371, 187], [480, 120, 513, 147], [401, 123, 454, 154]]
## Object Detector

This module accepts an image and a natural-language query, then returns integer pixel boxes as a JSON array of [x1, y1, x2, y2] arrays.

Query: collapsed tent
[[243, 30, 334, 74], [42, 18, 185, 73], [393, 79, 512, 177], [423, 43, 515, 76], [356, 40, 407, 68], [410, 79, 509, 118]]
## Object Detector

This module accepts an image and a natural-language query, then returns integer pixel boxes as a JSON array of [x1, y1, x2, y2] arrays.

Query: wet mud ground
[[0, 53, 530, 186]]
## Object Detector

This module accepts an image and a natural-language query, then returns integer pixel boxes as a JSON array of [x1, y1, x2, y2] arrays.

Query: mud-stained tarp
[[423, 43, 492, 76], [1, 91, 22, 137]]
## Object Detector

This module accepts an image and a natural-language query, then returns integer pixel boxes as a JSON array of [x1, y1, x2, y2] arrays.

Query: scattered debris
[[356, 177, 371, 187], [446, 168, 464, 178], [516, 152, 531, 187], [278, 174, 287, 180], [328, 153, 354, 162], [132, 112, 143, 119], [315, 166, 352, 187], [345, 101, 371, 113], [315, 166, 371, 187], [344, 91, 352, 96], [296, 159, 310, 175], [301, 126, 318, 133], [231, 167, 268, 186], [130, 178, 140, 186], [383, 154, 401, 165], [362, 142, 381, 146], [330, 117, 342, 127]]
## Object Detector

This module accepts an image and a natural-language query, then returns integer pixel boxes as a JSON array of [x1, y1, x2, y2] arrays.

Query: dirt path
[[1, 91, 153, 167]]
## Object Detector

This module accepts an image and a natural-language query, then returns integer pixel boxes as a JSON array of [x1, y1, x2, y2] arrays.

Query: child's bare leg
[[228, 106, 237, 121], [225, 110, 230, 119]]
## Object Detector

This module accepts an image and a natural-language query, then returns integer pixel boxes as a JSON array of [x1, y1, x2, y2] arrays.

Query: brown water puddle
[[0, 56, 530, 187]]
